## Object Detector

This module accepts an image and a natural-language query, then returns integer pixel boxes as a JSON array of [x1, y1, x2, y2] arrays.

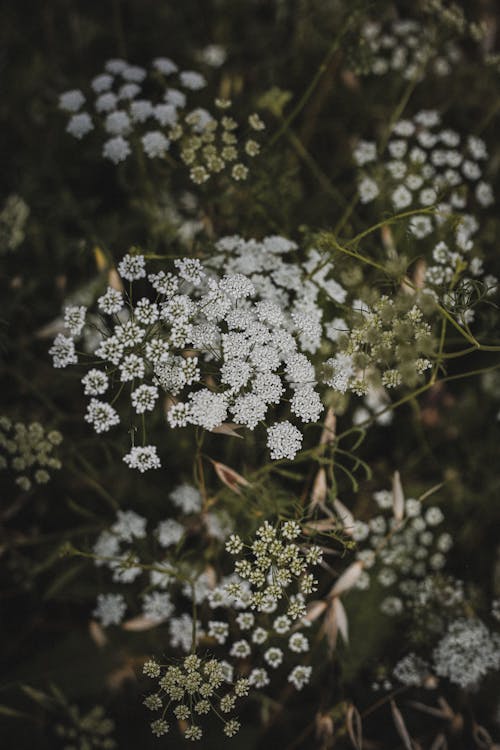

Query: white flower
[[91, 73, 113, 92], [118, 253, 146, 281], [142, 131, 170, 158], [288, 632, 309, 653], [433, 618, 500, 688], [64, 305, 87, 336], [358, 176, 380, 204], [130, 99, 153, 122], [59, 89, 85, 112], [121, 64, 147, 82], [105, 110, 131, 136], [153, 57, 178, 75], [157, 518, 184, 548], [112, 510, 147, 541], [66, 113, 94, 139], [85, 399, 120, 433], [290, 386, 323, 423], [123, 445, 161, 472], [391, 185, 412, 209], [142, 591, 174, 622], [49, 334, 78, 368], [98, 287, 123, 314], [267, 421, 302, 460], [103, 136, 131, 164], [120, 353, 145, 382], [323, 353, 354, 393], [264, 647, 283, 668], [288, 665, 312, 690], [179, 70, 206, 90], [230, 639, 251, 658], [93, 593, 126, 626], [188, 389, 228, 430], [353, 140, 377, 166], [169, 484, 202, 514], [82, 369, 109, 396], [248, 668, 269, 688], [131, 384, 159, 413], [95, 92, 117, 112]]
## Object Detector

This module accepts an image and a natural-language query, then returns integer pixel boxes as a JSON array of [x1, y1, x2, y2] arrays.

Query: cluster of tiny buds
[[142, 654, 243, 740], [224, 520, 322, 614], [59, 58, 265, 184], [0, 416, 63, 491]]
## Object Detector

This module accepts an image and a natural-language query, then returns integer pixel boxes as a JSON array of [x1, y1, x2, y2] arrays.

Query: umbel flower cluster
[[141, 521, 321, 741], [91, 484, 233, 629], [205, 235, 347, 354], [49, 251, 325, 468], [54, 704, 117, 750], [0, 417, 63, 491], [350, 486, 451, 617], [323, 294, 435, 394], [393, 617, 500, 690], [354, 17, 463, 79], [354, 110, 494, 220], [59, 58, 265, 183]]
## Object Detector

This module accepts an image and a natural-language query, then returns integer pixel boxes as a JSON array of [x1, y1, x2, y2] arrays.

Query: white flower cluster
[[59, 59, 264, 183], [354, 111, 498, 316], [59, 57, 205, 159], [206, 234, 347, 354], [140, 520, 318, 742], [322, 296, 434, 395], [91, 486, 232, 628], [357, 18, 462, 79], [0, 416, 63, 491], [432, 617, 500, 688], [355, 110, 494, 220], [50, 252, 324, 468], [349, 487, 451, 616]]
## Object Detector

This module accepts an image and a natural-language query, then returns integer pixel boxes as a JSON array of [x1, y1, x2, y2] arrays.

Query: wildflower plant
[[49, 250, 325, 467], [59, 59, 265, 183]]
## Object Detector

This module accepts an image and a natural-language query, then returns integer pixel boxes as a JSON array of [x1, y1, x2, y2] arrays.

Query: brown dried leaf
[[122, 615, 165, 631], [346, 703, 363, 750], [210, 460, 250, 495], [93, 245, 109, 272], [304, 518, 339, 534], [473, 724, 493, 749], [210, 422, 244, 439], [329, 561, 364, 598], [333, 596, 349, 645], [304, 599, 328, 623], [320, 407, 337, 445], [392, 470, 405, 522], [89, 619, 108, 647], [315, 712, 334, 743], [108, 267, 124, 292], [334, 498, 354, 534], [321, 600, 339, 654], [430, 734, 448, 750], [35, 317, 65, 340], [106, 662, 136, 691], [382, 224, 396, 255], [310, 468, 328, 509], [390, 700, 413, 750]]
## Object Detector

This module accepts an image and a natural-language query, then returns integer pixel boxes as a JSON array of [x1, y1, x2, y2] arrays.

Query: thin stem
[[268, 18, 352, 147]]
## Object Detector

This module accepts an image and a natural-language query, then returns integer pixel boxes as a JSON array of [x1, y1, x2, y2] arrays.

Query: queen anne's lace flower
[[50, 251, 323, 468]]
